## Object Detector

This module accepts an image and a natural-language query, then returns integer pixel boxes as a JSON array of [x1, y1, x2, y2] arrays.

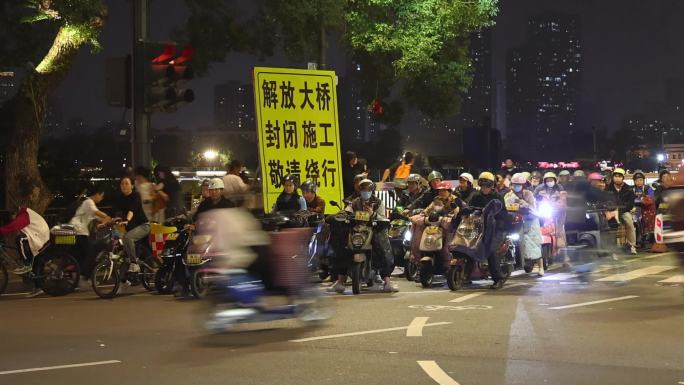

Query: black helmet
[[300, 179, 317, 193]]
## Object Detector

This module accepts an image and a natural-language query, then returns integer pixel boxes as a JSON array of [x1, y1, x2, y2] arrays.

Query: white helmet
[[209, 178, 224, 190], [459, 172, 474, 185]]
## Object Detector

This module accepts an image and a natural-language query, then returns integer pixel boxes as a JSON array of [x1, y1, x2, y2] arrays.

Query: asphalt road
[[1, 252, 683, 385]]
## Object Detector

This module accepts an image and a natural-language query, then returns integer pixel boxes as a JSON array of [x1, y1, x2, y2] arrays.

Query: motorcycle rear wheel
[[140, 258, 160, 292], [446, 265, 464, 291], [41, 253, 80, 296], [419, 260, 434, 288], [92, 260, 120, 299], [351, 262, 362, 295]]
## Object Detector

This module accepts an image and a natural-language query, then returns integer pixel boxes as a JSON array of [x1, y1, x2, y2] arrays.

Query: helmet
[[543, 172, 557, 181], [633, 170, 645, 180], [459, 172, 474, 185], [359, 179, 375, 191], [282, 174, 298, 186], [511, 173, 527, 185], [300, 179, 317, 193], [427, 171, 443, 182], [393, 179, 408, 190], [201, 178, 211, 187], [353, 174, 366, 184], [559, 170, 571, 177], [435, 181, 452, 190], [588, 172, 604, 181], [531, 171, 542, 179], [478, 171, 496, 183], [521, 171, 531, 181], [407, 173, 421, 183], [573, 170, 585, 178], [613, 168, 626, 176], [208, 178, 224, 190]]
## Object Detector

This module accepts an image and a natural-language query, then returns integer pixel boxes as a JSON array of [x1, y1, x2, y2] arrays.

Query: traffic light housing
[[145, 42, 195, 113]]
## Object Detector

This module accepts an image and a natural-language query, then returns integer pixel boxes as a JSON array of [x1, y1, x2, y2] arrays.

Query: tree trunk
[[4, 27, 97, 214]]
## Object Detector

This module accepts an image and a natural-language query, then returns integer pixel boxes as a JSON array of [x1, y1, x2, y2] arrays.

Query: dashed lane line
[[0, 360, 121, 375], [290, 322, 451, 343], [548, 295, 639, 310]]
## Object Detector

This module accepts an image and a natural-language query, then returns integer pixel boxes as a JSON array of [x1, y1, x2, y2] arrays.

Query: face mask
[[546, 181, 555, 188], [433, 205, 444, 213], [360, 191, 372, 200], [513, 185, 523, 193]]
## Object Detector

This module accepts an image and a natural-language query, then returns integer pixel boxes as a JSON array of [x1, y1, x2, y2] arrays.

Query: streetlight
[[203, 150, 217, 160]]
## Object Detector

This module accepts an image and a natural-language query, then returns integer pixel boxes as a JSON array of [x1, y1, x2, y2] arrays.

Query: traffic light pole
[[132, 0, 151, 168]]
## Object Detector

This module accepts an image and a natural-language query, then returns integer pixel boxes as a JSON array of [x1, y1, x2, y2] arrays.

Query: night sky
[[54, 0, 684, 135]]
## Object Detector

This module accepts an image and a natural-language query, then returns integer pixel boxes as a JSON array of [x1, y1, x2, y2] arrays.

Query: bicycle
[[91, 221, 160, 299]]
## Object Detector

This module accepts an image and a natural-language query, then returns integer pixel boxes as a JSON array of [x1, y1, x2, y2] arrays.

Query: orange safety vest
[[394, 162, 412, 179]]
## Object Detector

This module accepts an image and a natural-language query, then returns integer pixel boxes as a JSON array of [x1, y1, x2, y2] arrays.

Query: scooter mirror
[[330, 200, 341, 208]]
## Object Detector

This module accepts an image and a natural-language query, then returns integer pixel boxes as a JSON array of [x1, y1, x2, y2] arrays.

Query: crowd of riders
[[0, 154, 668, 298]]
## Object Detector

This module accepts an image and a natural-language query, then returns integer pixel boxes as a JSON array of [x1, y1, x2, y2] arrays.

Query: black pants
[[16, 234, 34, 266], [488, 232, 505, 282], [174, 255, 188, 290], [74, 235, 94, 279]]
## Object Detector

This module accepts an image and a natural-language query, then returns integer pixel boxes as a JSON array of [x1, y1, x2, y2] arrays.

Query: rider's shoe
[[25, 288, 44, 298], [326, 281, 345, 294], [489, 280, 504, 290], [128, 262, 141, 273], [382, 282, 399, 293], [13, 264, 32, 275], [630, 245, 637, 255]]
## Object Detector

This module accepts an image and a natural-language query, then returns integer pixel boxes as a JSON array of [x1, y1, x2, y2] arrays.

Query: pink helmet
[[511, 173, 527, 185], [588, 172, 603, 181], [436, 180, 452, 190]]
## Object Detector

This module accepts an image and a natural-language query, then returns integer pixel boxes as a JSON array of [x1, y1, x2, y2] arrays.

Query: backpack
[[394, 162, 412, 179], [60, 197, 87, 224]]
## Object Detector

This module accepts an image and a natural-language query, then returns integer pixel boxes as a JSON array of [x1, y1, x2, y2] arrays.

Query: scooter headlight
[[538, 201, 554, 219], [507, 233, 520, 241], [403, 230, 412, 243]]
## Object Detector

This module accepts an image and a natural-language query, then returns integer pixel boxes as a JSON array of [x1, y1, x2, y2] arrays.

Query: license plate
[[185, 254, 202, 265], [355, 211, 371, 221]]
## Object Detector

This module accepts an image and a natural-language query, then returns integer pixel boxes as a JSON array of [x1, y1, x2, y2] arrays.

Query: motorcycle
[[0, 226, 80, 297], [389, 207, 411, 271], [415, 211, 451, 288], [154, 216, 192, 294], [447, 201, 514, 290], [329, 201, 380, 295], [184, 231, 216, 299]]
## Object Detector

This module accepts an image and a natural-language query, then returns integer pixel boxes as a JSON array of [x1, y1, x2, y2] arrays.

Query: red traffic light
[[151, 44, 177, 64]]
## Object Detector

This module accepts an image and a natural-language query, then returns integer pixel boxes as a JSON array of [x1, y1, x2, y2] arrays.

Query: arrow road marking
[[549, 295, 639, 310], [406, 317, 430, 337], [290, 322, 451, 343], [418, 361, 461, 385]]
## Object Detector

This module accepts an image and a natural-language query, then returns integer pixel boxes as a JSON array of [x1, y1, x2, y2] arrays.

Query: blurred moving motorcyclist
[[328, 179, 398, 293], [464, 172, 508, 289], [505, 173, 543, 276], [606, 168, 637, 254], [456, 172, 476, 203], [273, 174, 306, 213], [301, 180, 326, 214]]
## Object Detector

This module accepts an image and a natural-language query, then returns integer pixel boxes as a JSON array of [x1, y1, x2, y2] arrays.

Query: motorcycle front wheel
[[405, 260, 418, 282], [350, 262, 362, 295], [191, 269, 211, 299], [92, 260, 120, 299], [419, 260, 434, 288], [446, 265, 464, 291], [154, 261, 176, 294]]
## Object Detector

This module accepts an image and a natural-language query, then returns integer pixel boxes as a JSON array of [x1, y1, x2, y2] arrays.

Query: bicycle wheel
[[140, 258, 160, 292], [92, 260, 120, 299], [0, 263, 7, 296]]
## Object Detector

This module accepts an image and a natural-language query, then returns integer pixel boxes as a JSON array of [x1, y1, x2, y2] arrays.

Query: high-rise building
[[338, 61, 379, 145], [458, 29, 493, 131], [506, 12, 582, 159], [214, 81, 255, 131]]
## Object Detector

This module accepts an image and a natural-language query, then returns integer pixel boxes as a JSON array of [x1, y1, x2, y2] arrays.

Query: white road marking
[[418, 361, 461, 385], [0, 360, 121, 375], [290, 322, 451, 342], [449, 292, 486, 303], [539, 273, 576, 281], [501, 282, 529, 289], [549, 295, 639, 310], [409, 305, 492, 311], [0, 292, 31, 296], [406, 317, 430, 337], [597, 265, 677, 282], [659, 274, 684, 283]]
